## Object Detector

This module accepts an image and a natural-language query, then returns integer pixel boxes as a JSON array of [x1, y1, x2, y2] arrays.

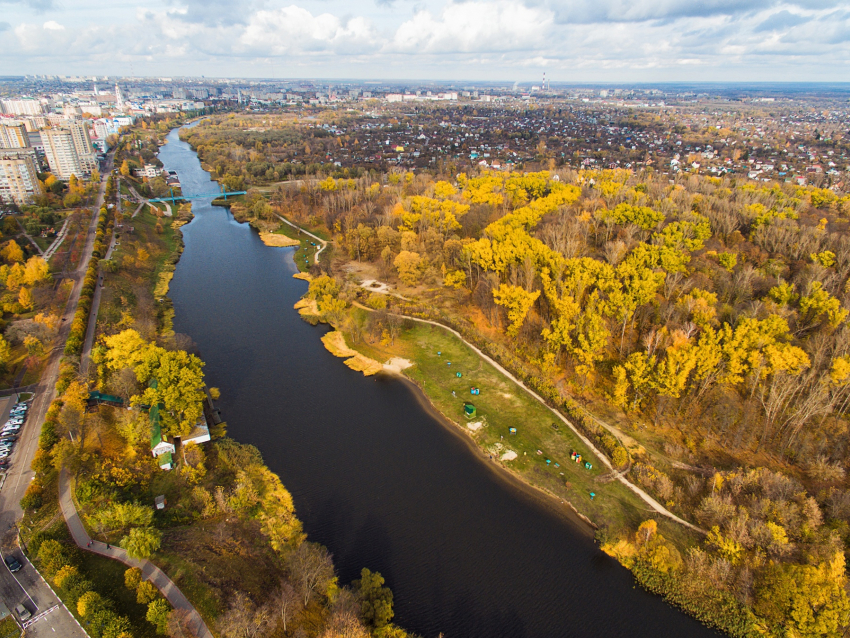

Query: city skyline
[[2, 0, 849, 81]]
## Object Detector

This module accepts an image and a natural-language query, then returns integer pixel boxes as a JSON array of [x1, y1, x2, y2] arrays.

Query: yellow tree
[[492, 284, 540, 337], [1, 240, 24, 263], [17, 287, 33, 311], [393, 250, 422, 286], [23, 256, 50, 286]]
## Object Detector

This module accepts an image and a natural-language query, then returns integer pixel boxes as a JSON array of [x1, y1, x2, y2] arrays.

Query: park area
[[340, 311, 688, 540]]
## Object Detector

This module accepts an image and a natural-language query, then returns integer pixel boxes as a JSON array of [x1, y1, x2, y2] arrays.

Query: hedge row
[[64, 206, 112, 356]]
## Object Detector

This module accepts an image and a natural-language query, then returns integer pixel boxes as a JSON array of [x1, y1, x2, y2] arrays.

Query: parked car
[[0, 452, 11, 459], [4, 555, 21, 573], [0, 434, 18, 441], [14, 603, 31, 621]]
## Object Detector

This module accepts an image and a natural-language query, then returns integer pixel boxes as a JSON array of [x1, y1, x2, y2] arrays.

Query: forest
[[185, 122, 850, 635]]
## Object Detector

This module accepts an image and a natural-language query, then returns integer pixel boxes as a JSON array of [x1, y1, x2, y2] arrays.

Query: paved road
[[0, 153, 114, 637], [43, 216, 73, 262], [59, 470, 213, 638]]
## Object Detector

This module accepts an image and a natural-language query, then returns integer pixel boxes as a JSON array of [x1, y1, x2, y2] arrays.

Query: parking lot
[[0, 396, 30, 481]]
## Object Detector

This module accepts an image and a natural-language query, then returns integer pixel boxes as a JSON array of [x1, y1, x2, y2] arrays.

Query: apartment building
[[0, 123, 29, 149], [0, 149, 40, 205], [41, 120, 97, 179]]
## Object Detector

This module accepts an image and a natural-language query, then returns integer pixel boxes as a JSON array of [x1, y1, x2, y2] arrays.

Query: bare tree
[[271, 580, 301, 633], [167, 608, 199, 638], [287, 542, 336, 606], [217, 592, 273, 638]]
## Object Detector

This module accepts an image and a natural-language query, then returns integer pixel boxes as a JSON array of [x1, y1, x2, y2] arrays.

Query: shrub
[[20, 482, 43, 510]]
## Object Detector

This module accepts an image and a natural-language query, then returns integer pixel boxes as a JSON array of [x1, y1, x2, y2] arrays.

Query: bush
[[37, 539, 70, 578], [146, 599, 171, 635], [20, 482, 43, 510]]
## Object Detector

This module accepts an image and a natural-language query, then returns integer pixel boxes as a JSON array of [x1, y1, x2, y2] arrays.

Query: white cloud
[[239, 7, 378, 55], [391, 1, 550, 53], [0, 0, 847, 80]]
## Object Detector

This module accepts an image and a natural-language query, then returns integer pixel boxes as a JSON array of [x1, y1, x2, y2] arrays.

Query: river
[[162, 124, 719, 638]]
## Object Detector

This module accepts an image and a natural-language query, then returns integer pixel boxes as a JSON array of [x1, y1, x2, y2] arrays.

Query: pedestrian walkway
[[58, 470, 213, 638]]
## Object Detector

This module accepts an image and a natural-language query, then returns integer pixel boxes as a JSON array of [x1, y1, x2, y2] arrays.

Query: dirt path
[[275, 214, 327, 264]]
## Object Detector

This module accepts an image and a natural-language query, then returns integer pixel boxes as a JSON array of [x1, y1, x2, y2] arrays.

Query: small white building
[[134, 164, 162, 178], [181, 415, 211, 446]]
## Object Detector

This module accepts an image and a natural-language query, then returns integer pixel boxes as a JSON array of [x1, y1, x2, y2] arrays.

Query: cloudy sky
[[1, 0, 849, 81]]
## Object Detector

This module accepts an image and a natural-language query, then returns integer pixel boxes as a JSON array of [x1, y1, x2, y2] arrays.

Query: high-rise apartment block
[[0, 149, 40, 205], [0, 123, 29, 149], [41, 119, 98, 179], [0, 98, 46, 116]]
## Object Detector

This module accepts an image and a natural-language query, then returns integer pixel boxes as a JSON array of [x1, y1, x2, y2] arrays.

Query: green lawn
[[0, 616, 20, 638], [345, 316, 669, 535], [271, 222, 321, 272]]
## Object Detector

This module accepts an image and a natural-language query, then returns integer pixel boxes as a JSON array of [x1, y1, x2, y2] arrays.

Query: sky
[[1, 0, 849, 82]]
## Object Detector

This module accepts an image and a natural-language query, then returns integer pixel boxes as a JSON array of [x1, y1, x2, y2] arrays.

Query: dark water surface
[[163, 125, 717, 638]]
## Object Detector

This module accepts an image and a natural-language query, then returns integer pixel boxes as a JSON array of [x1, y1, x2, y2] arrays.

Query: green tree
[[146, 598, 171, 635], [355, 568, 394, 629], [136, 580, 158, 604], [121, 527, 162, 559], [38, 539, 69, 578], [77, 590, 105, 617]]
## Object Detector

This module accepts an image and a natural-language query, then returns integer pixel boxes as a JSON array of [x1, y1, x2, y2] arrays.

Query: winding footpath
[[58, 470, 213, 638], [350, 305, 706, 534], [0, 156, 118, 638]]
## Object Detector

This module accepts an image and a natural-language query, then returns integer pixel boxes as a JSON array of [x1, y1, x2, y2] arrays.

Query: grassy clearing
[[343, 314, 672, 535], [0, 616, 20, 638], [271, 222, 321, 272]]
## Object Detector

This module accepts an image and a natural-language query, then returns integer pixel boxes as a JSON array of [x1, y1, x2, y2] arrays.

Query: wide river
[[162, 124, 718, 638]]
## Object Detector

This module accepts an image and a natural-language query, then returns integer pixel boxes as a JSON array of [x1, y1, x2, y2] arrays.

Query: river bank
[[165, 122, 733, 638]]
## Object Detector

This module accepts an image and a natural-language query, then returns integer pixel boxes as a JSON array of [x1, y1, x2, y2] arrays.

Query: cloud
[[0, 21, 9, 32], [239, 6, 378, 56], [391, 1, 550, 53], [755, 10, 810, 31], [1, 0, 849, 80], [166, 0, 266, 27]]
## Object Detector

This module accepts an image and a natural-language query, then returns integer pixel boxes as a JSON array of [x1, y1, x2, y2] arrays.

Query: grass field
[[342, 312, 686, 539], [0, 616, 20, 638], [271, 221, 323, 272]]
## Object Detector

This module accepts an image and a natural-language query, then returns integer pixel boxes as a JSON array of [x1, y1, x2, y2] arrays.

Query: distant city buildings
[[0, 121, 41, 204], [0, 97, 46, 116]]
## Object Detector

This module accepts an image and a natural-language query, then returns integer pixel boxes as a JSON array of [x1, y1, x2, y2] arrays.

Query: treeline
[[65, 187, 114, 355]]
